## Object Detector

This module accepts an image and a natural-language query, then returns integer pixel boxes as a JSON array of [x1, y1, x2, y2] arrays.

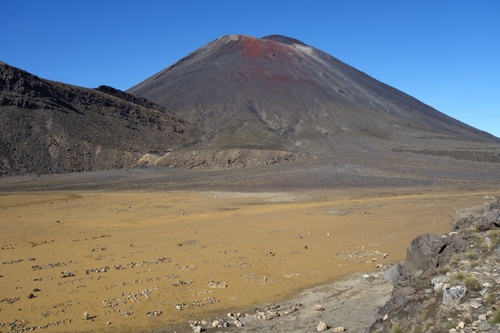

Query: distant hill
[[0, 62, 198, 176]]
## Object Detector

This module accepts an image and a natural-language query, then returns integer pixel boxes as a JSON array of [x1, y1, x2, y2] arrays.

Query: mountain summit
[[128, 34, 497, 156]]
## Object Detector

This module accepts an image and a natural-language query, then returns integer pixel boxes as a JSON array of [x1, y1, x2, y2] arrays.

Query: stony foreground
[[370, 198, 500, 333], [176, 197, 500, 333]]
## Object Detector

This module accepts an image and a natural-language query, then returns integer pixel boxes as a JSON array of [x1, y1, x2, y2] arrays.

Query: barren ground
[[1, 188, 498, 332]]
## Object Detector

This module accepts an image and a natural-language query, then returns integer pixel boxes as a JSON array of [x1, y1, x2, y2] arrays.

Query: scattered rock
[[82, 311, 90, 320], [60, 270, 75, 278], [469, 300, 482, 309], [442, 286, 467, 306], [430, 275, 448, 292], [314, 304, 324, 311], [317, 321, 328, 332], [147, 310, 162, 317], [332, 327, 346, 333], [476, 320, 492, 331], [175, 303, 188, 311], [208, 280, 227, 288]]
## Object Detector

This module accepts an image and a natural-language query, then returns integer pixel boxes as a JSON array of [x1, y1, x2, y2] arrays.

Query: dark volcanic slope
[[0, 62, 199, 176], [128, 34, 498, 155]]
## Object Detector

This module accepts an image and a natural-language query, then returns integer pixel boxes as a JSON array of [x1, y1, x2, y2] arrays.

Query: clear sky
[[2, 0, 499, 138]]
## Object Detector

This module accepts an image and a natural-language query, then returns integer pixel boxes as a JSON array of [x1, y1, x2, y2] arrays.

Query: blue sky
[[2, 1, 499, 137]]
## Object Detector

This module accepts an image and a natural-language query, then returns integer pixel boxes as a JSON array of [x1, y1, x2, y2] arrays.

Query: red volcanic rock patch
[[241, 35, 288, 59], [240, 35, 301, 69]]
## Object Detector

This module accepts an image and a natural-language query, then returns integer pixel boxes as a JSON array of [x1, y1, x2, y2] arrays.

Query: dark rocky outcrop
[[454, 201, 500, 232], [403, 233, 468, 279], [370, 200, 500, 332]]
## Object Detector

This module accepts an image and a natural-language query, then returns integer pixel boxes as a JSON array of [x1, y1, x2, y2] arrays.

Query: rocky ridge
[[370, 198, 500, 333], [0, 61, 200, 175], [0, 61, 318, 176]]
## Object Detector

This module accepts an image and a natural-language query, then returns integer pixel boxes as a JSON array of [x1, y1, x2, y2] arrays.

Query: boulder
[[404, 234, 444, 278], [404, 233, 467, 278]]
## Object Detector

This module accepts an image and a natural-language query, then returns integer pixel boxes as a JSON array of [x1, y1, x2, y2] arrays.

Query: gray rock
[[442, 286, 467, 306], [485, 237, 493, 250], [405, 233, 468, 278], [453, 216, 475, 230], [405, 234, 444, 278], [384, 263, 403, 285], [485, 209, 500, 224], [431, 275, 449, 292], [477, 320, 492, 331], [494, 239, 500, 255]]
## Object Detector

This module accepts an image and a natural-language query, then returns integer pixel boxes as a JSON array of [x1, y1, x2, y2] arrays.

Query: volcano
[[128, 34, 498, 157]]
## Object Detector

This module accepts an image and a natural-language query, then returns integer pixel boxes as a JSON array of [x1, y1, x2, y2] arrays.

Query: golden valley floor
[[0, 189, 497, 332]]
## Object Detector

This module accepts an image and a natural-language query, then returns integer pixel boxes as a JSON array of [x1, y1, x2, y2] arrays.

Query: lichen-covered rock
[[442, 286, 467, 306]]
